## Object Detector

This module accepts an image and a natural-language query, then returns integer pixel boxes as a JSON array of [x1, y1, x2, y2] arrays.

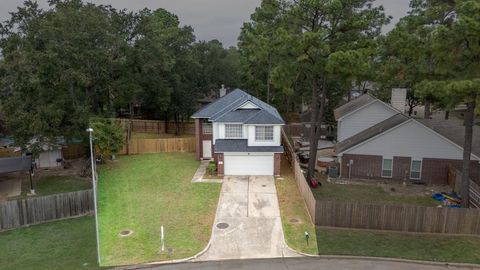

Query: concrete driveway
[[197, 176, 299, 261]]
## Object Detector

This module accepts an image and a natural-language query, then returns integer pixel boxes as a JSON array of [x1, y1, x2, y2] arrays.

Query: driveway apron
[[197, 176, 299, 261]]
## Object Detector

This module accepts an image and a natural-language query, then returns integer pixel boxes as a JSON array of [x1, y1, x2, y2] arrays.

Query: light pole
[[87, 128, 101, 265]]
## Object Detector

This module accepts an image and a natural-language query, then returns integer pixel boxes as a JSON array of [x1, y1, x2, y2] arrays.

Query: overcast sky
[[0, 0, 411, 47]]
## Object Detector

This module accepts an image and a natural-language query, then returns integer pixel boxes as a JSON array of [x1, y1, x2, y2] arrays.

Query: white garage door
[[224, 154, 274, 176]]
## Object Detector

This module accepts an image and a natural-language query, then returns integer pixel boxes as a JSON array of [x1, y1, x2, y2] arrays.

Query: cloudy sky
[[0, 0, 411, 47]]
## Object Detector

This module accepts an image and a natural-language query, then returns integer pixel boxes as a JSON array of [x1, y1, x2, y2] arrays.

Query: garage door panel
[[224, 155, 274, 176]]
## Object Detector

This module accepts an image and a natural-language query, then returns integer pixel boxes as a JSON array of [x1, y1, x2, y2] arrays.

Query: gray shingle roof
[[334, 94, 376, 120], [192, 89, 284, 125], [417, 114, 480, 158], [0, 156, 32, 174], [336, 114, 410, 154], [214, 139, 284, 153]]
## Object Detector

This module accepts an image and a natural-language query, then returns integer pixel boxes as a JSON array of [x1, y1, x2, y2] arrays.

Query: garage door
[[224, 154, 274, 175]]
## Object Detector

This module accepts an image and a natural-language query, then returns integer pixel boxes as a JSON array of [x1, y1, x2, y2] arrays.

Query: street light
[[87, 128, 101, 265]]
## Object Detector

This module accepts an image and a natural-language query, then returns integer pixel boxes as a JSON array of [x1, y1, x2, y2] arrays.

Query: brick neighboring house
[[191, 89, 284, 176], [335, 95, 480, 185]]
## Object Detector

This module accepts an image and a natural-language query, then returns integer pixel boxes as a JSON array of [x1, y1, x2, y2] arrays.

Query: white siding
[[345, 120, 477, 160], [36, 150, 63, 168], [247, 125, 282, 147], [212, 122, 219, 143], [337, 101, 398, 141]]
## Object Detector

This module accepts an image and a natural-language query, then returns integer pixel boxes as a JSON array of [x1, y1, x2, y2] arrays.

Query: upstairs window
[[225, 124, 243, 138], [255, 126, 274, 141], [202, 123, 212, 134], [410, 159, 422, 180], [382, 158, 393, 178]]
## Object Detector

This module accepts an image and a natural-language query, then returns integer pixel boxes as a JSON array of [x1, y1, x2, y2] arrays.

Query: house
[[334, 93, 400, 142], [192, 89, 285, 176], [335, 95, 480, 185]]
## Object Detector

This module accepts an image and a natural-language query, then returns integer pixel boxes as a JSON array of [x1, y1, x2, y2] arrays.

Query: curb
[[282, 246, 480, 269]]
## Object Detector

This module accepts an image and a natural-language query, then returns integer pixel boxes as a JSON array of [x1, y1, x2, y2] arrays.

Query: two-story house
[[192, 89, 284, 176]]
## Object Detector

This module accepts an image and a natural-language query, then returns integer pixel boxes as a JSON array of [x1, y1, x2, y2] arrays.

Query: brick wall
[[274, 153, 281, 176], [341, 154, 480, 185]]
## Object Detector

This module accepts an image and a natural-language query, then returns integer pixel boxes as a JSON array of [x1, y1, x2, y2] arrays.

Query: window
[[255, 126, 274, 141], [410, 159, 422, 179], [225, 124, 243, 138], [382, 158, 393, 178], [202, 123, 212, 134]]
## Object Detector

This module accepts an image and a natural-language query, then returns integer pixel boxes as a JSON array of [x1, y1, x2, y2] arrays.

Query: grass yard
[[98, 153, 221, 266], [316, 227, 480, 264], [12, 175, 92, 199], [276, 158, 319, 255], [0, 217, 100, 270], [312, 180, 437, 207]]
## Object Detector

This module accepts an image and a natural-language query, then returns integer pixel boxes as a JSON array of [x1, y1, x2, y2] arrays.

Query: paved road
[[145, 257, 477, 270], [196, 176, 298, 260]]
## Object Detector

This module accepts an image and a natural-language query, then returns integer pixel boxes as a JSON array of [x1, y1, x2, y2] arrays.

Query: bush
[[206, 162, 217, 175]]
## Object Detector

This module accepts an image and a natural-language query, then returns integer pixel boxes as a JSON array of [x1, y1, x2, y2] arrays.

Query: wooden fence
[[281, 128, 317, 223], [449, 165, 480, 208], [117, 119, 195, 135], [62, 144, 87, 160], [0, 190, 94, 231], [120, 137, 196, 155], [316, 201, 480, 234]]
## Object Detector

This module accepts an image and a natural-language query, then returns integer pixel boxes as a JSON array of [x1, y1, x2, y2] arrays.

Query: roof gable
[[334, 94, 399, 121], [336, 115, 480, 160], [192, 89, 284, 125]]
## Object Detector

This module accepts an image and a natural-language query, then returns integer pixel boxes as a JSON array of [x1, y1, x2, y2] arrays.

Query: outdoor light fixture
[[87, 128, 101, 265]]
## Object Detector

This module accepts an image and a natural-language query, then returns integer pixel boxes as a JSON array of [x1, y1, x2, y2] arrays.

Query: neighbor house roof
[[0, 156, 32, 174], [192, 89, 284, 125], [335, 114, 410, 154], [214, 139, 284, 153], [417, 114, 480, 158], [334, 94, 376, 120]]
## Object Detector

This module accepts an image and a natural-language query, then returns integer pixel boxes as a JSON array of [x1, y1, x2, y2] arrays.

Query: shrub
[[207, 162, 217, 175]]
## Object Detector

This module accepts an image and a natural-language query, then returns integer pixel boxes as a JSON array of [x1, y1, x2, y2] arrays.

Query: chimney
[[219, 84, 226, 98], [391, 88, 407, 113]]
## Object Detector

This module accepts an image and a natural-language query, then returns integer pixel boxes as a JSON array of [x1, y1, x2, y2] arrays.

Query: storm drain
[[119, 230, 133, 237], [262, 185, 267, 187], [216, 222, 229, 229]]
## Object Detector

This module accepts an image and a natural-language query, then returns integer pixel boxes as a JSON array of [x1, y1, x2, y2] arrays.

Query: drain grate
[[216, 222, 229, 229], [262, 185, 267, 187]]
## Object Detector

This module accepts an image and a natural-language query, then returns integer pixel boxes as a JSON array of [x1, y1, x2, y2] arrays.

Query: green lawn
[[0, 217, 101, 270], [316, 228, 480, 264], [312, 180, 437, 207], [13, 175, 92, 199], [97, 153, 221, 266], [276, 158, 319, 254]]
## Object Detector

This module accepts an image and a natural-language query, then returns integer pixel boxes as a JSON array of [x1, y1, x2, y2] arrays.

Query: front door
[[202, 140, 212, 159]]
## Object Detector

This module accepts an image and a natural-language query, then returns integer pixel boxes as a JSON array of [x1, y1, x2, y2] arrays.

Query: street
[[142, 257, 477, 270]]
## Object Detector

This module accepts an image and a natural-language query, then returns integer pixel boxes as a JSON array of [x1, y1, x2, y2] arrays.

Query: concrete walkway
[[196, 176, 299, 261], [191, 160, 210, 183]]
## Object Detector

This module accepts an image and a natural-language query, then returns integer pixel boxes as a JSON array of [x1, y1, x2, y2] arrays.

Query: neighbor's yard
[[97, 153, 221, 266], [316, 228, 480, 264], [0, 217, 100, 270], [278, 157, 480, 263], [312, 178, 438, 207], [11, 175, 92, 200]]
